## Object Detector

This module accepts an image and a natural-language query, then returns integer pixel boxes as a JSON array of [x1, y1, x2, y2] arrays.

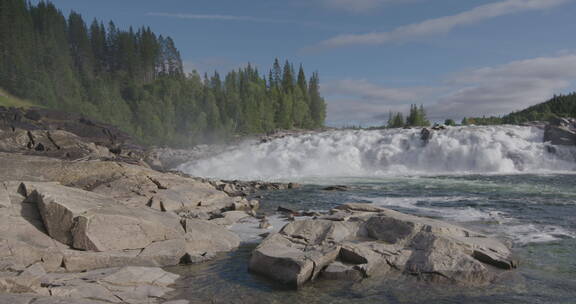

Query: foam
[[179, 126, 576, 181]]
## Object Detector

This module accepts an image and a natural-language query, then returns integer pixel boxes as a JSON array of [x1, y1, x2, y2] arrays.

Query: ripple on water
[[166, 174, 576, 303]]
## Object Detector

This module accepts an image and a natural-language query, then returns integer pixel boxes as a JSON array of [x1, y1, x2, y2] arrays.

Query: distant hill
[[502, 93, 576, 124], [461, 93, 576, 126]]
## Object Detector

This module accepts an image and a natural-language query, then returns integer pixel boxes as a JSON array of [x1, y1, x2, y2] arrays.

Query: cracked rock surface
[[249, 203, 517, 288]]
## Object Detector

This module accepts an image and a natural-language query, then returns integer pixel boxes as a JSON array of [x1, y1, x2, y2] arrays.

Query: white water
[[356, 195, 576, 245], [179, 126, 576, 180]]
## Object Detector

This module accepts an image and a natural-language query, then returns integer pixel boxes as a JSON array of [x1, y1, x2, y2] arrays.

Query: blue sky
[[41, 0, 576, 126]]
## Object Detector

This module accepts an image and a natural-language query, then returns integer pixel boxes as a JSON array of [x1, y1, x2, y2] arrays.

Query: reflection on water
[[167, 174, 576, 304]]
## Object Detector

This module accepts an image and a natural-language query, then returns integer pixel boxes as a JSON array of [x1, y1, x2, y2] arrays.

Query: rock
[[248, 233, 341, 287], [249, 203, 516, 288], [138, 239, 188, 267], [321, 261, 364, 281], [232, 198, 257, 211], [163, 300, 190, 304], [431, 125, 446, 131], [287, 183, 300, 189], [0, 153, 235, 217], [258, 219, 271, 229], [39, 266, 179, 304], [0, 294, 106, 304], [322, 185, 349, 191], [62, 249, 147, 272], [277, 206, 299, 215], [184, 219, 241, 256], [25, 182, 185, 252], [144, 146, 215, 171], [100, 266, 179, 287], [544, 124, 576, 146], [420, 128, 433, 142], [0, 182, 10, 208], [210, 211, 251, 226]]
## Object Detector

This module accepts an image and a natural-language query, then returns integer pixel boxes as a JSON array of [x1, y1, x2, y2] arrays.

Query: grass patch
[[0, 89, 38, 109]]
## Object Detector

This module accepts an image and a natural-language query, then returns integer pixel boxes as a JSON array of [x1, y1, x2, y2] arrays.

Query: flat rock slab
[[0, 182, 10, 208], [24, 182, 185, 252], [249, 203, 517, 288], [0, 266, 180, 304]]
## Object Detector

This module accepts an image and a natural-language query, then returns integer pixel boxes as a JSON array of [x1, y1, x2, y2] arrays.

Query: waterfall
[[178, 126, 576, 180]]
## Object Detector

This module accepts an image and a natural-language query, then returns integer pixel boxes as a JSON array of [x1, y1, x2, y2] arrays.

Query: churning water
[[173, 127, 576, 304], [179, 126, 576, 179]]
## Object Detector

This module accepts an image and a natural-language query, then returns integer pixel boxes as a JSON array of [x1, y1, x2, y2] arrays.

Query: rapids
[[179, 126, 576, 180]]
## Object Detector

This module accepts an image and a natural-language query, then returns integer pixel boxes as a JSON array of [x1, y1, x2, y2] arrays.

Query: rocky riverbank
[[0, 107, 266, 303], [0, 106, 524, 303], [249, 203, 517, 288]]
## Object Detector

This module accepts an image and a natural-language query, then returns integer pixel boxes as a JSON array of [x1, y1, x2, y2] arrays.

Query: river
[[171, 127, 576, 303]]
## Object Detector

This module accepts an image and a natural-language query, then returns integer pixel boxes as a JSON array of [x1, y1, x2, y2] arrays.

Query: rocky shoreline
[[0, 106, 536, 303]]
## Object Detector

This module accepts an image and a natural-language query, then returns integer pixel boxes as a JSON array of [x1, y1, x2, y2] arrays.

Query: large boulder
[[23, 182, 185, 252], [249, 203, 516, 288]]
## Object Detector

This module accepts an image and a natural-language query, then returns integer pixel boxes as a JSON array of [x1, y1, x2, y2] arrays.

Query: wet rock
[[420, 128, 433, 142], [277, 206, 299, 215], [321, 261, 364, 281], [258, 219, 271, 229], [322, 185, 349, 191], [210, 179, 301, 197], [544, 125, 576, 146], [248, 233, 341, 287], [249, 203, 516, 288]]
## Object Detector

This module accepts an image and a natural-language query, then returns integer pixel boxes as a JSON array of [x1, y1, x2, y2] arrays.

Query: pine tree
[[0, 1, 328, 147]]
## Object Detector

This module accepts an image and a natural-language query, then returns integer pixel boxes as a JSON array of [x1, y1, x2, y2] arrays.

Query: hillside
[[502, 93, 576, 124], [0, 0, 326, 147], [0, 89, 37, 109], [460, 93, 576, 126]]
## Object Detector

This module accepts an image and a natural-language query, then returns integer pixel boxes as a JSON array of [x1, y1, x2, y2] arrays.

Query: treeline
[[459, 93, 576, 126], [502, 93, 576, 124], [0, 0, 326, 146], [461, 116, 503, 126], [386, 104, 431, 128]]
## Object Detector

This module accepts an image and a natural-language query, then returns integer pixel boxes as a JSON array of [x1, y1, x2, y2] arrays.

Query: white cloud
[[319, 0, 415, 13], [324, 53, 576, 124], [148, 12, 300, 24], [431, 54, 576, 118], [322, 79, 442, 124], [314, 0, 569, 49], [324, 79, 437, 103]]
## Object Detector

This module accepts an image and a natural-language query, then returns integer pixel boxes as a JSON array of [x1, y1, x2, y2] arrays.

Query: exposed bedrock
[[0, 152, 261, 303], [249, 203, 517, 288]]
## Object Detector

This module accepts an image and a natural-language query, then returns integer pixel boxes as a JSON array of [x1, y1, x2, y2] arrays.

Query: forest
[[460, 93, 576, 126], [0, 0, 327, 146]]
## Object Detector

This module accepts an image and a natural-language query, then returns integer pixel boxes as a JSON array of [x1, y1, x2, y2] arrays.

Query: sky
[[39, 0, 576, 126]]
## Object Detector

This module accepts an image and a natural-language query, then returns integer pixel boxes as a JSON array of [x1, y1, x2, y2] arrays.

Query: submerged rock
[[249, 203, 517, 288]]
